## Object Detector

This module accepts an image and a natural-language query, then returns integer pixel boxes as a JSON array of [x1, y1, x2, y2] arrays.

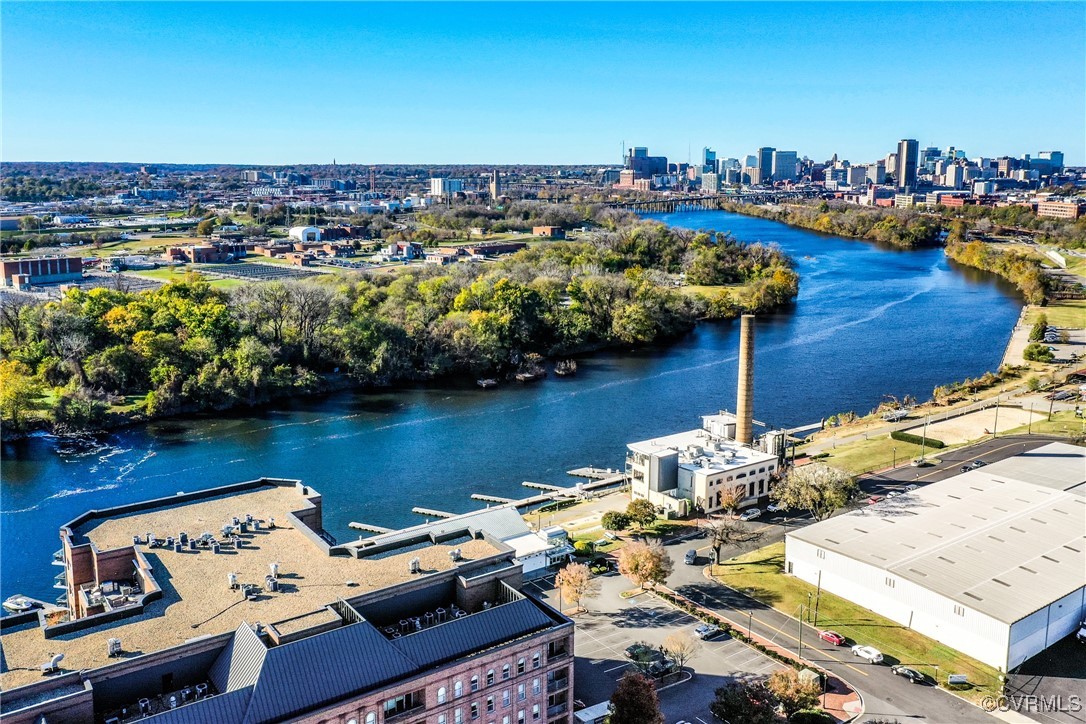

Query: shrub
[[889, 430, 945, 449], [601, 511, 630, 531], [1023, 343, 1054, 363], [573, 540, 593, 556], [790, 710, 835, 724]]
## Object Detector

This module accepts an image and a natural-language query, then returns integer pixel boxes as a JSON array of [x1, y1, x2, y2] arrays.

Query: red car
[[819, 630, 846, 646]]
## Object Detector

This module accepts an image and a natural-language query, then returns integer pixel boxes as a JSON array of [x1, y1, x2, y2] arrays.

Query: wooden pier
[[347, 522, 394, 533], [470, 493, 516, 504], [410, 507, 455, 519], [566, 467, 619, 479]]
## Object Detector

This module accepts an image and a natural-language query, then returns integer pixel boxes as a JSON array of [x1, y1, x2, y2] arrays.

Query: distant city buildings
[[896, 138, 919, 190], [429, 177, 464, 199], [771, 151, 798, 182]]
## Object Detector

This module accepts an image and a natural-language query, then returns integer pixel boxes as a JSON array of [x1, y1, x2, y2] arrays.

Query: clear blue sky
[[3, 2, 1083, 165]]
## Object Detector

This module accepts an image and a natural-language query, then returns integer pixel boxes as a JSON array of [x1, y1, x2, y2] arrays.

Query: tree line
[[0, 215, 798, 433], [720, 200, 943, 248]]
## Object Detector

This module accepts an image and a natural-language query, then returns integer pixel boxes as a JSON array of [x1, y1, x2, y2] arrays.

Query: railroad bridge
[[605, 190, 819, 212]]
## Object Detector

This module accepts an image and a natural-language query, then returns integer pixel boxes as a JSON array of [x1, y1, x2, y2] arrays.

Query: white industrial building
[[288, 225, 321, 243], [626, 413, 782, 517], [785, 442, 1086, 672]]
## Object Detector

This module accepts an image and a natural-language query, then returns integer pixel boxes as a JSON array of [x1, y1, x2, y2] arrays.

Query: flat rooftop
[[0, 484, 503, 690], [789, 442, 1086, 625], [628, 427, 777, 471]]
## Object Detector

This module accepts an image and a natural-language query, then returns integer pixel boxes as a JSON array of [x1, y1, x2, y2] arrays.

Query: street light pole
[[748, 611, 753, 639]]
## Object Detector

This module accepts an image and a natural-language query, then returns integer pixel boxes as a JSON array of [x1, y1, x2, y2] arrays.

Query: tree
[[196, 218, 216, 236], [0, 360, 43, 430], [766, 668, 822, 716], [609, 672, 664, 724], [19, 215, 41, 231], [616, 540, 673, 589], [790, 710, 836, 724], [771, 463, 857, 521], [705, 517, 765, 561], [626, 498, 658, 529], [601, 510, 630, 531], [555, 562, 599, 612], [709, 680, 778, 724], [713, 485, 744, 515], [1028, 314, 1048, 342], [1023, 343, 1054, 362], [662, 631, 698, 676]]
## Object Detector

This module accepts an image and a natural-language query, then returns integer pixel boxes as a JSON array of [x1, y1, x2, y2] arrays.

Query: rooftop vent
[[227, 572, 238, 590], [107, 638, 122, 657], [449, 548, 463, 562], [410, 557, 421, 574]]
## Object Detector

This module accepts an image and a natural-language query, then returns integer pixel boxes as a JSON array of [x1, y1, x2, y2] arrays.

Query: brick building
[[0, 256, 83, 287], [0, 479, 574, 724]]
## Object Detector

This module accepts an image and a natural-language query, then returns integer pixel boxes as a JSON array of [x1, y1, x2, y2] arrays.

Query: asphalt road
[[660, 536, 998, 724]]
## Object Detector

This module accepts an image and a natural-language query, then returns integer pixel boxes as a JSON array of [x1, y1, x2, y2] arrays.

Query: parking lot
[[527, 569, 785, 723]]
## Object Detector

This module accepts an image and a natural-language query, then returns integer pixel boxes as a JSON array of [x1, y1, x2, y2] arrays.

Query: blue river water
[[0, 210, 1023, 602]]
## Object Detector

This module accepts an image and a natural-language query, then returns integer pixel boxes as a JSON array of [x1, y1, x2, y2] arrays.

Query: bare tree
[[704, 518, 765, 562], [771, 463, 857, 521], [287, 281, 335, 362], [662, 631, 698, 677], [0, 293, 39, 345]]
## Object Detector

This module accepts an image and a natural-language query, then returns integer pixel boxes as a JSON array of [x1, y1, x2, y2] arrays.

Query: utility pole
[[813, 571, 822, 627], [798, 605, 804, 659], [992, 395, 1000, 437], [1028, 403, 1034, 434]]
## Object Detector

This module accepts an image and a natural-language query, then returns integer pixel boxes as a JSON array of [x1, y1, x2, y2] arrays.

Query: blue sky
[[2, 2, 1083, 165]]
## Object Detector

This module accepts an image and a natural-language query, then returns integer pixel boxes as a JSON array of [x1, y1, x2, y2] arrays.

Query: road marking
[[604, 663, 630, 673], [696, 717, 710, 724], [745, 614, 870, 677]]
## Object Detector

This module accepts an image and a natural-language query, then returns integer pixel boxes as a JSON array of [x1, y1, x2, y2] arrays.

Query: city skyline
[[2, 1, 1084, 166]]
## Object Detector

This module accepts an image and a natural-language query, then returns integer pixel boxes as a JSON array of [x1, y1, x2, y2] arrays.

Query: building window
[[471, 675, 480, 692], [532, 678, 541, 695], [471, 703, 479, 720], [736, 472, 747, 479], [438, 687, 447, 704], [532, 652, 541, 669], [383, 690, 424, 717], [439, 717, 446, 724], [816, 549, 826, 560], [517, 711, 525, 724], [502, 717, 509, 724], [502, 690, 511, 707], [455, 707, 463, 724], [748, 482, 755, 497], [517, 684, 526, 701], [486, 669, 495, 686], [366, 716, 376, 724], [532, 704, 540, 721], [954, 605, 965, 616], [547, 639, 569, 660], [502, 664, 511, 680], [758, 481, 765, 495], [517, 657, 526, 675], [487, 696, 495, 712], [759, 467, 765, 473], [885, 577, 895, 588], [455, 681, 464, 698]]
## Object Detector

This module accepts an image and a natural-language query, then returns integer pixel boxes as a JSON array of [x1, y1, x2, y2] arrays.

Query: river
[[0, 210, 1023, 602]]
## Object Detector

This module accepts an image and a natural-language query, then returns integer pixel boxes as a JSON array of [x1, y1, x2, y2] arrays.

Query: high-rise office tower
[[757, 147, 775, 181], [896, 139, 919, 190], [702, 147, 717, 173], [771, 151, 798, 182]]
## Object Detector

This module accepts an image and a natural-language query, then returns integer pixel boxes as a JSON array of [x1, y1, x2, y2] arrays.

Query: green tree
[[1023, 343, 1054, 362], [601, 511, 630, 531], [609, 672, 664, 724], [196, 218, 217, 236], [625, 498, 657, 528], [1028, 314, 1048, 342], [19, 215, 41, 231]]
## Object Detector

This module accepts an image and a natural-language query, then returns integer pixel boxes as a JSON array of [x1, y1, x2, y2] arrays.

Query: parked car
[[891, 665, 927, 684], [684, 549, 698, 565], [738, 508, 762, 521], [766, 503, 786, 513], [960, 466, 972, 473], [904, 484, 918, 491], [851, 645, 884, 663], [694, 623, 722, 639], [886, 491, 900, 498], [819, 630, 846, 646], [647, 657, 677, 677], [867, 495, 883, 505], [1076, 621, 1086, 644], [910, 458, 931, 467], [970, 460, 987, 469]]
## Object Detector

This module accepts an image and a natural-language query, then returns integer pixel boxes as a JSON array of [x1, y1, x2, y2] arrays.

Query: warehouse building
[[785, 442, 1085, 672], [0, 256, 83, 288]]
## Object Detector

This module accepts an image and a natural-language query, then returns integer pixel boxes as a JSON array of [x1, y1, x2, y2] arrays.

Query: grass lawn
[[109, 394, 148, 414], [999, 409, 1084, 438], [1026, 300, 1086, 330], [713, 542, 1002, 700], [812, 435, 929, 474]]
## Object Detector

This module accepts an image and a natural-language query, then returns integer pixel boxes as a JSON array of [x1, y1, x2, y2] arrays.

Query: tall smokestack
[[735, 314, 755, 445]]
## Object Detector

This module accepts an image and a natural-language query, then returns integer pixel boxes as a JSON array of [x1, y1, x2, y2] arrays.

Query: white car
[[851, 645, 884, 663], [766, 503, 786, 513], [738, 508, 762, 522], [694, 623, 721, 639], [904, 484, 918, 492]]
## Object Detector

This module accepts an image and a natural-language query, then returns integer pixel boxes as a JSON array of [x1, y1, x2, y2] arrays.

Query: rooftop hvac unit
[[107, 638, 122, 657], [227, 572, 238, 589], [449, 548, 463, 561], [409, 557, 421, 574], [269, 562, 279, 579]]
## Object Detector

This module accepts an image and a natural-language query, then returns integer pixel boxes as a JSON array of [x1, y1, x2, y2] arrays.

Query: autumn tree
[[196, 218, 216, 236], [704, 517, 765, 562], [662, 631, 698, 676], [554, 562, 599, 612], [766, 668, 822, 716], [0, 360, 43, 430], [617, 540, 673, 589], [713, 485, 744, 515], [771, 463, 857, 521], [609, 672, 664, 724], [625, 498, 658, 529], [709, 680, 777, 724]]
